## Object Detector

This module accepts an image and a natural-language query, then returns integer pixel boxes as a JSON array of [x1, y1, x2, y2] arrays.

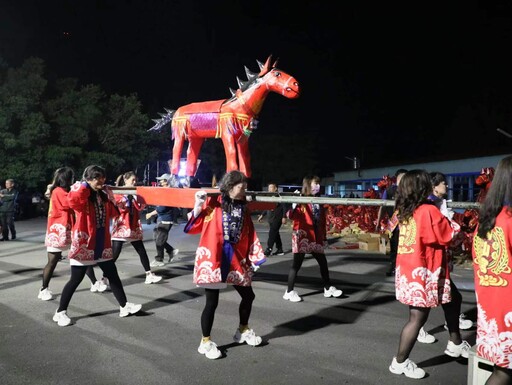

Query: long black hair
[[477, 155, 512, 238], [49, 167, 75, 196], [395, 169, 433, 223]]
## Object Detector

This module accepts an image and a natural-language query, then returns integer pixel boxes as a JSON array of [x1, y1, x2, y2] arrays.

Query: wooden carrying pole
[[110, 186, 480, 210]]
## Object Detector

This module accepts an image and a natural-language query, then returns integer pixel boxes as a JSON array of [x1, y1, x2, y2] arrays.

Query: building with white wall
[[324, 154, 510, 201]]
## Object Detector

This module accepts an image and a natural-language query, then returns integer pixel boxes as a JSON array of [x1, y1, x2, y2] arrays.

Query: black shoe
[[264, 248, 272, 256], [11, 236, 16, 240], [272, 249, 284, 256], [385, 269, 395, 277]]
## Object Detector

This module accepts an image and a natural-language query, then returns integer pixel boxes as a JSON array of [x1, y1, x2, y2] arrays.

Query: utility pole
[[345, 156, 361, 177]]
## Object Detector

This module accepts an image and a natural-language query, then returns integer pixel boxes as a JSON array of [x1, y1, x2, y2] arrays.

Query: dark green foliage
[[0, 57, 162, 192]]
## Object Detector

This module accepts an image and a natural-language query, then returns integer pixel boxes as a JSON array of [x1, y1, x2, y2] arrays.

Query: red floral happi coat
[[472, 207, 512, 369], [395, 204, 456, 307], [287, 203, 327, 254], [111, 193, 146, 241], [184, 196, 266, 288], [67, 182, 119, 262], [45, 187, 75, 249]]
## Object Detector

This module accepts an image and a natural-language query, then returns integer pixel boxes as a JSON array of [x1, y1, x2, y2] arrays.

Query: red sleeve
[[67, 182, 91, 212], [184, 196, 219, 234], [417, 205, 453, 246]]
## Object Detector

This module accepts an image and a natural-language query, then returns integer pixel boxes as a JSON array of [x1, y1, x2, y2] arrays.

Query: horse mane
[[226, 56, 275, 102]]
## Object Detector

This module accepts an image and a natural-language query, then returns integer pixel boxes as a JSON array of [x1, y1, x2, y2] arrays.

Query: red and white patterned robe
[[287, 203, 327, 254], [67, 182, 119, 263], [472, 207, 512, 369], [184, 196, 266, 288], [45, 187, 74, 250], [111, 194, 146, 241], [395, 204, 455, 307]]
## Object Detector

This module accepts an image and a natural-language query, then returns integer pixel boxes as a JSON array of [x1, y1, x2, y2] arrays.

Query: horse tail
[[148, 108, 176, 131]]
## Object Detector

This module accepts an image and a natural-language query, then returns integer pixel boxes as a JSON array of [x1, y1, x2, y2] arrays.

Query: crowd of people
[[5, 159, 512, 384]]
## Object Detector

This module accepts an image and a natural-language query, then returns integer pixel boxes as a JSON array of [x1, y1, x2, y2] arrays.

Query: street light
[[345, 156, 361, 176], [497, 128, 512, 139]]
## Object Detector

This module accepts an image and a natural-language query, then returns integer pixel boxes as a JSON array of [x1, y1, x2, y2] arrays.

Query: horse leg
[[171, 128, 184, 176], [221, 135, 238, 172], [186, 137, 205, 177], [237, 140, 251, 177]]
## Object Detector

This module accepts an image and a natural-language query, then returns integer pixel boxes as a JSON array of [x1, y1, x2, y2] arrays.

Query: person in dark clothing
[[257, 183, 287, 256], [0, 179, 19, 241], [145, 174, 179, 267], [376, 169, 408, 276]]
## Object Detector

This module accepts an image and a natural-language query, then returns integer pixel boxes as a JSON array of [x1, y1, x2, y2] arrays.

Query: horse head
[[256, 55, 300, 99]]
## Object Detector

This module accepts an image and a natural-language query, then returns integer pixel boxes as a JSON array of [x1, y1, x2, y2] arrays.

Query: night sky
[[2, 0, 512, 174]]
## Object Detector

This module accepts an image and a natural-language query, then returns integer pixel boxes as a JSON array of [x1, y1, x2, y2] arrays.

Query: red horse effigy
[[149, 56, 300, 187]]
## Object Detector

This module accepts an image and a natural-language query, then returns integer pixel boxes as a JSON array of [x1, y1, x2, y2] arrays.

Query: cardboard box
[[357, 233, 381, 242], [359, 241, 380, 251]]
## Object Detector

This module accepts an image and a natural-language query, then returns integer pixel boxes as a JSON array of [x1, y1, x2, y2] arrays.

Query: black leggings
[[57, 260, 127, 312], [395, 281, 463, 362], [486, 366, 512, 385], [287, 252, 331, 292], [42, 252, 98, 289], [200, 286, 256, 337], [42, 252, 61, 290], [112, 240, 151, 272]]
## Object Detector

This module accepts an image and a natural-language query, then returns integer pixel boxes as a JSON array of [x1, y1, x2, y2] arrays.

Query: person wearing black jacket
[[146, 174, 179, 266], [0, 179, 18, 241], [258, 183, 287, 256]]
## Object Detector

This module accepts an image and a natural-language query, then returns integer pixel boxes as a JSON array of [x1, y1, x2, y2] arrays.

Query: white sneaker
[[100, 277, 110, 290], [417, 327, 436, 344], [90, 281, 108, 293], [145, 272, 163, 284], [389, 357, 426, 379], [444, 340, 471, 358], [458, 313, 473, 330], [198, 340, 222, 359], [233, 328, 262, 346], [444, 313, 473, 330], [283, 290, 302, 302], [119, 302, 142, 317], [150, 259, 165, 267], [324, 286, 343, 298], [168, 249, 179, 262], [38, 288, 53, 301], [53, 310, 71, 327]]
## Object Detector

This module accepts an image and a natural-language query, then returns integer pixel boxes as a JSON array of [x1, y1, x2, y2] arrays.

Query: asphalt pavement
[[0, 216, 477, 385]]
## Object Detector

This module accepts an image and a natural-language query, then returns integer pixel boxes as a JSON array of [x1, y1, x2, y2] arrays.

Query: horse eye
[[274, 71, 281, 77]]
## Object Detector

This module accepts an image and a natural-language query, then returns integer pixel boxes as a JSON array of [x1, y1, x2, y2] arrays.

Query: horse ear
[[258, 55, 273, 76]]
